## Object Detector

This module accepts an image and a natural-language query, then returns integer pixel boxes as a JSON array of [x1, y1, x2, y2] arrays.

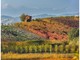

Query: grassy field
[[1, 53, 78, 60]]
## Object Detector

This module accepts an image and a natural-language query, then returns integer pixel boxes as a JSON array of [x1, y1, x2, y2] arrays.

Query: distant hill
[[1, 14, 54, 24], [1, 15, 21, 25], [32, 14, 54, 19], [32, 13, 79, 19]]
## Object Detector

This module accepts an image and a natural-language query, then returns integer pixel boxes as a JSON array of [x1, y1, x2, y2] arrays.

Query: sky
[[1, 0, 79, 17]]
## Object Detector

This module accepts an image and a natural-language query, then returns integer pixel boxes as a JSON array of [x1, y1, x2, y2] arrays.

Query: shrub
[[29, 46, 33, 53], [68, 28, 79, 40], [33, 45, 37, 53], [18, 46, 23, 53], [76, 48, 79, 53], [14, 46, 18, 53], [24, 46, 28, 53], [65, 45, 70, 53], [2, 47, 6, 53], [38, 45, 42, 53], [9, 46, 15, 53], [49, 45, 52, 53], [59, 45, 64, 53], [44, 45, 48, 53], [70, 45, 76, 53], [54, 45, 58, 53]]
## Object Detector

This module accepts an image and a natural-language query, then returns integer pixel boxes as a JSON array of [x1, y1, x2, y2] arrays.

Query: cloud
[[1, 3, 9, 9]]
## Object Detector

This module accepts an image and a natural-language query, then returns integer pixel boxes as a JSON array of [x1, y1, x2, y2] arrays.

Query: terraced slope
[[15, 16, 79, 40], [1, 25, 45, 41]]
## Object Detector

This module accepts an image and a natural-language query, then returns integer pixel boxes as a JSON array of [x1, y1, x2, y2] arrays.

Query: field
[[2, 53, 77, 60], [1, 39, 79, 60]]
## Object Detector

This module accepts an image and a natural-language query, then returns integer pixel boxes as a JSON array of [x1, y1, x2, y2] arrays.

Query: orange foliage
[[15, 16, 78, 40]]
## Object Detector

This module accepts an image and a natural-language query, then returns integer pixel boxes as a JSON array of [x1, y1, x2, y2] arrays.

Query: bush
[[70, 45, 76, 53], [44, 45, 47, 52], [18, 46, 24, 53], [38, 45, 42, 53], [29, 46, 33, 53], [2, 46, 9, 53], [54, 45, 58, 53], [68, 28, 79, 40], [59, 45, 64, 53], [65, 45, 70, 53], [24, 46, 28, 53], [14, 46, 18, 53], [33, 45, 37, 53], [49, 45, 52, 53]]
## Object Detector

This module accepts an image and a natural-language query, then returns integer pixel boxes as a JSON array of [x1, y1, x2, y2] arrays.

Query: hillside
[[2, 16, 79, 41], [15, 16, 79, 40], [1, 25, 45, 41], [1, 16, 79, 60]]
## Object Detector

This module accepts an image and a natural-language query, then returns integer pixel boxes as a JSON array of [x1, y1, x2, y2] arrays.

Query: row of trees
[[2, 43, 78, 53], [2, 44, 52, 53]]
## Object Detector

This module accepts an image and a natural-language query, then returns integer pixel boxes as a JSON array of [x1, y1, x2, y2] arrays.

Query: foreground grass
[[1, 53, 78, 60]]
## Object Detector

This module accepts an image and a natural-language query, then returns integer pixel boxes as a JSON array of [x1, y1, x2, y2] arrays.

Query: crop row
[[2, 44, 79, 53]]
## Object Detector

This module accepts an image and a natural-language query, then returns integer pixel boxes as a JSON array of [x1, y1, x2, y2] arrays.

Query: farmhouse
[[25, 15, 32, 22]]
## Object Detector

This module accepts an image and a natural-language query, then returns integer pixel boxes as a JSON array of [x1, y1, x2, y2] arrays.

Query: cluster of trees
[[2, 44, 52, 53]]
